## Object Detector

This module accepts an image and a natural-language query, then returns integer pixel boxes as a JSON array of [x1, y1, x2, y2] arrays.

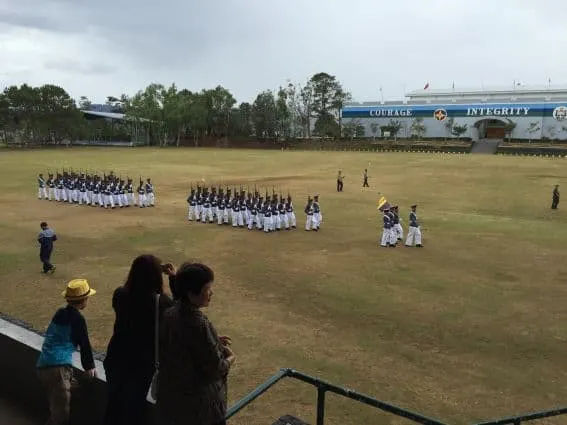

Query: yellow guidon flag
[[377, 195, 387, 210]]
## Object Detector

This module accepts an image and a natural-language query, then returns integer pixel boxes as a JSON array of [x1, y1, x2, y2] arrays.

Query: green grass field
[[1, 147, 566, 425]]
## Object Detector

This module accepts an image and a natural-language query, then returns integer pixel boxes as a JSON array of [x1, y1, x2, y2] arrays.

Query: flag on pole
[[423, 82, 430, 90], [377, 195, 388, 211], [452, 81, 455, 90]]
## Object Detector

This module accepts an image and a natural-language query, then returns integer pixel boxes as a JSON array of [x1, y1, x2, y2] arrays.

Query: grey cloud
[[1, 0, 567, 104], [43, 60, 114, 75]]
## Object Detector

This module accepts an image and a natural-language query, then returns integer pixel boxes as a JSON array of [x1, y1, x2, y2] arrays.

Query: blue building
[[341, 85, 567, 141]]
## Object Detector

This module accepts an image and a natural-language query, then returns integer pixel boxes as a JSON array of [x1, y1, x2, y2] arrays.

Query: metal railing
[[226, 368, 567, 425], [226, 368, 448, 425], [473, 407, 567, 425]]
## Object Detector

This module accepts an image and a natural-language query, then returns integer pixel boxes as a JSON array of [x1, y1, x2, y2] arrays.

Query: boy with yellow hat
[[36, 279, 97, 425]]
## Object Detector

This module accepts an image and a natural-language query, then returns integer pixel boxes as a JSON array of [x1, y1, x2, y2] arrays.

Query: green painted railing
[[473, 407, 567, 425], [226, 368, 448, 425], [226, 368, 567, 425]]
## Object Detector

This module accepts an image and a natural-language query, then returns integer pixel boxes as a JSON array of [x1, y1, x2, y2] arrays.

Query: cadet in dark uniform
[[405, 205, 423, 247], [304, 197, 314, 231], [337, 170, 345, 192], [552, 185, 560, 209], [362, 169, 369, 188], [380, 208, 392, 247]]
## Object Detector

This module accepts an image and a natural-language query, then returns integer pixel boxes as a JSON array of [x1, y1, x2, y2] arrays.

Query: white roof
[[80, 110, 149, 122], [406, 84, 567, 97], [81, 110, 126, 120]]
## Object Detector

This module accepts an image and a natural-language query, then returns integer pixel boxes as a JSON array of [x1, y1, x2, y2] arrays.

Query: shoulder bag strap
[[154, 293, 160, 370]]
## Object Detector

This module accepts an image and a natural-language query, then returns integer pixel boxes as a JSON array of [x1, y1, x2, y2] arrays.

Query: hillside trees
[[0, 84, 82, 144], [0, 71, 353, 145]]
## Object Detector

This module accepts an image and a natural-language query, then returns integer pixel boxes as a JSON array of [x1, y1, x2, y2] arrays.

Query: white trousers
[[202, 207, 213, 223], [247, 214, 256, 230], [286, 212, 296, 227], [389, 228, 397, 245], [405, 226, 422, 246], [380, 228, 391, 246], [312, 212, 322, 229], [104, 195, 115, 208], [127, 193, 135, 206], [231, 211, 237, 227], [217, 209, 224, 225], [48, 188, 55, 200], [72, 190, 79, 202], [54, 188, 61, 201], [38, 187, 48, 199], [146, 192, 155, 206], [281, 213, 290, 229], [113, 194, 123, 207], [305, 215, 313, 230], [222, 209, 229, 224], [264, 216, 272, 232], [188, 205, 196, 220], [257, 214, 264, 230], [79, 192, 88, 205], [394, 223, 404, 240], [138, 194, 146, 207]]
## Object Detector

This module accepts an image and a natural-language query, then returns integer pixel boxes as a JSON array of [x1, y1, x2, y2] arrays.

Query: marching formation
[[186, 183, 325, 233], [378, 200, 423, 248], [186, 184, 301, 232], [37, 171, 156, 209]]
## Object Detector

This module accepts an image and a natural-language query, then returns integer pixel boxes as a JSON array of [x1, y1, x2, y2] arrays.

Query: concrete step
[[471, 139, 501, 154]]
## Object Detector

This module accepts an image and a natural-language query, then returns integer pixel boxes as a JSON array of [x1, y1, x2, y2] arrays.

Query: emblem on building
[[434, 109, 447, 121], [552, 106, 567, 121]]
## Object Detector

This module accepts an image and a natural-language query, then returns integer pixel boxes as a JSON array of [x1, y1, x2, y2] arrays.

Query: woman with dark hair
[[104, 254, 176, 425], [156, 262, 236, 425]]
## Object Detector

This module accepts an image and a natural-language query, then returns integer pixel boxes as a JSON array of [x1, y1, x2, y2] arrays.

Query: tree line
[[0, 72, 352, 146]]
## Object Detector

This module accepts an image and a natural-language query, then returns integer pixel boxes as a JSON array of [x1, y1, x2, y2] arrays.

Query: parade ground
[[0, 147, 566, 425]]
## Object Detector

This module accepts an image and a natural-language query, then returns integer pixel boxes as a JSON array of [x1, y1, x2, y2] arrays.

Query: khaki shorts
[[37, 365, 74, 425]]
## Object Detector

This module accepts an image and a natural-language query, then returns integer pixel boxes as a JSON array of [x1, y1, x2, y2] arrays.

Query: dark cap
[[411, 204, 417, 208]]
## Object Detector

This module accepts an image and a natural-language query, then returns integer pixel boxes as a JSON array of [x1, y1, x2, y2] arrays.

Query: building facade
[[341, 86, 567, 141]]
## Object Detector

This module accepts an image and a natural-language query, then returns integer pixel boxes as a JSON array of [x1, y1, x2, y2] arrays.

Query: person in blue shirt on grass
[[38, 222, 57, 274]]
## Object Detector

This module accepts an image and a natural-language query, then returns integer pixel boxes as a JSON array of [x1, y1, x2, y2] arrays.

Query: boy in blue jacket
[[38, 222, 57, 274], [37, 279, 97, 424]]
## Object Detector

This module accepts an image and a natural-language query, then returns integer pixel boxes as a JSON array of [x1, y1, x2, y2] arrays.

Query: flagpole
[[379, 86, 384, 104]]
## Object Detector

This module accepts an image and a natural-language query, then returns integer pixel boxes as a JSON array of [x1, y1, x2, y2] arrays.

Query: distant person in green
[[551, 185, 560, 209], [336, 170, 345, 192], [36, 279, 97, 425]]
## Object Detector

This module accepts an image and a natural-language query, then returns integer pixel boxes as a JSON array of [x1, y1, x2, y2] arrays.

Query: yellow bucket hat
[[62, 279, 96, 300]]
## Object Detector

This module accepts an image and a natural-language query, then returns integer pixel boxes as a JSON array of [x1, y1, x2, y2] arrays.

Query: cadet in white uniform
[[405, 205, 423, 247]]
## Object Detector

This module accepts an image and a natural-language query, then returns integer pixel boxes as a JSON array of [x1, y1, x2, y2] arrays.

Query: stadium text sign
[[369, 109, 412, 117], [465, 107, 530, 117]]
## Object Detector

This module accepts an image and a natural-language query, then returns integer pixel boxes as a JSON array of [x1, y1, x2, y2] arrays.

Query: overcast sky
[[1, 0, 565, 104]]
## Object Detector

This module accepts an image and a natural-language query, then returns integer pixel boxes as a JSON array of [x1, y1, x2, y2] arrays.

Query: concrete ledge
[[0, 314, 156, 425]]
